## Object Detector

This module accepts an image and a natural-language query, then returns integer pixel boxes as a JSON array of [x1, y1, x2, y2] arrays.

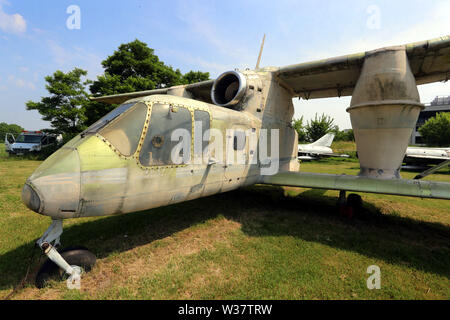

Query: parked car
[[4, 131, 62, 155]]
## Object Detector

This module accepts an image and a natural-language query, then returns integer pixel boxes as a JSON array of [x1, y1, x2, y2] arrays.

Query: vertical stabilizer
[[310, 133, 335, 147]]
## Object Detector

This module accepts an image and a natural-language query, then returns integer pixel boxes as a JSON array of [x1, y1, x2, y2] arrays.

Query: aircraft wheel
[[347, 194, 363, 216], [35, 246, 96, 289]]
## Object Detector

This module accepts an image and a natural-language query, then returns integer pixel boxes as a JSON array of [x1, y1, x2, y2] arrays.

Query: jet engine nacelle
[[347, 46, 424, 179], [211, 70, 247, 108]]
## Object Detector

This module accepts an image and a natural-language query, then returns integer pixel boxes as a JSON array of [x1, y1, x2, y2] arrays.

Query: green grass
[[0, 143, 8, 159], [0, 145, 449, 300]]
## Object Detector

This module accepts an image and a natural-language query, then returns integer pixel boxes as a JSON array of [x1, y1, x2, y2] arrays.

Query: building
[[410, 95, 450, 145]]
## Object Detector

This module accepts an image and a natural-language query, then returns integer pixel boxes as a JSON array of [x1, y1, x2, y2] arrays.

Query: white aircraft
[[298, 133, 350, 160], [404, 146, 450, 165]]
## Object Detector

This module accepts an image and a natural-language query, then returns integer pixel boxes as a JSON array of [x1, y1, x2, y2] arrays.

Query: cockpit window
[[83, 102, 135, 134], [139, 104, 192, 166], [99, 102, 148, 156]]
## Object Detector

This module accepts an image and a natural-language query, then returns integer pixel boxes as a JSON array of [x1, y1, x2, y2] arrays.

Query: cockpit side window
[[99, 102, 148, 156], [139, 104, 192, 166]]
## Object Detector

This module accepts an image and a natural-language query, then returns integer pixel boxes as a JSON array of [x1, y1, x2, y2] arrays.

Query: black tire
[[35, 248, 96, 289], [347, 193, 363, 212]]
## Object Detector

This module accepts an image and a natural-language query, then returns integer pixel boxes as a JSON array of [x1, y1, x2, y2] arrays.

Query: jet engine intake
[[211, 71, 247, 108]]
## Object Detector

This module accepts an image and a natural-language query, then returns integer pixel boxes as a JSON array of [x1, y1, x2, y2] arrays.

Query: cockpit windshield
[[98, 102, 148, 156], [82, 102, 135, 135]]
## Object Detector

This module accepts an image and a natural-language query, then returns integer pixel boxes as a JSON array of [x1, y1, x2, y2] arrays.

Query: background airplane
[[404, 146, 450, 165], [298, 133, 350, 160]]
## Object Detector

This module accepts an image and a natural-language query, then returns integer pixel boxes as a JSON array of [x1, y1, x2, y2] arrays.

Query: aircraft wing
[[317, 153, 350, 158], [274, 35, 450, 99], [260, 171, 450, 200], [298, 155, 319, 160], [89, 79, 214, 105], [298, 153, 349, 160], [405, 154, 450, 160]]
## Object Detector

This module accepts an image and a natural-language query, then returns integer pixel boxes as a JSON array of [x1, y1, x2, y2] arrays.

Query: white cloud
[[293, 1, 450, 129], [0, 2, 26, 35], [174, 1, 254, 69], [46, 40, 103, 78], [8, 75, 35, 90], [160, 48, 230, 77]]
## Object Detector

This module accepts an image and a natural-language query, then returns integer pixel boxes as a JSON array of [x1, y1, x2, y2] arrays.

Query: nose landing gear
[[35, 220, 96, 289]]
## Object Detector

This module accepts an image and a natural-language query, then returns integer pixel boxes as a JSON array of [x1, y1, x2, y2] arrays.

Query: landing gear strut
[[338, 191, 363, 219], [35, 220, 96, 289]]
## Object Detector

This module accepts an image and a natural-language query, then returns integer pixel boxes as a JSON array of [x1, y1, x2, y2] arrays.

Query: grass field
[[0, 142, 449, 300]]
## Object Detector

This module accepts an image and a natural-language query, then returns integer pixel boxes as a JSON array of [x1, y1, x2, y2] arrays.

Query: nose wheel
[[36, 246, 96, 289], [35, 220, 96, 289]]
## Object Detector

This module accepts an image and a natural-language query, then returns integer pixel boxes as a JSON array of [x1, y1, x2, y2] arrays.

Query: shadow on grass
[[1, 185, 449, 291]]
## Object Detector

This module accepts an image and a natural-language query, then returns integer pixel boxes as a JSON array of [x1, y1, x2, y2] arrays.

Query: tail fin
[[310, 133, 335, 147]]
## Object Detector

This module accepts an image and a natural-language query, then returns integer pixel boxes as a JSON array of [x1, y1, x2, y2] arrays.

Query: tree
[[292, 117, 307, 142], [86, 39, 209, 126], [26, 68, 89, 135], [26, 40, 210, 135], [181, 71, 210, 84], [418, 112, 450, 146], [305, 113, 335, 142], [332, 127, 354, 142], [0, 122, 23, 141]]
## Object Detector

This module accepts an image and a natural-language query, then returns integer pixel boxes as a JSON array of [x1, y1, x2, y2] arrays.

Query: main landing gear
[[35, 220, 96, 289], [338, 190, 363, 219]]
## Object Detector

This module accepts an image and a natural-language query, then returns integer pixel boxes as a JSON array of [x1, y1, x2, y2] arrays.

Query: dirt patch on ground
[[13, 217, 241, 299]]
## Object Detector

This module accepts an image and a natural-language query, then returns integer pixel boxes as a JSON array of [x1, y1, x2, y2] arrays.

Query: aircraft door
[[191, 109, 224, 197], [223, 125, 250, 190]]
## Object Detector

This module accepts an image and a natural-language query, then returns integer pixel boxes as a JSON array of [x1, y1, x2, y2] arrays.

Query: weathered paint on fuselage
[[24, 69, 299, 219]]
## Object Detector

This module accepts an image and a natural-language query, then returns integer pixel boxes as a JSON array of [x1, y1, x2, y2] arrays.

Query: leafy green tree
[[418, 112, 450, 146], [26, 40, 210, 135], [343, 129, 354, 141], [305, 113, 335, 142], [26, 68, 89, 135], [181, 71, 210, 84], [86, 39, 209, 126], [292, 117, 307, 142], [0, 122, 23, 141], [333, 126, 354, 142]]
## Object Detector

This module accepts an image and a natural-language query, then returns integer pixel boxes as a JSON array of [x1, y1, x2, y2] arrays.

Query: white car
[[5, 131, 62, 155]]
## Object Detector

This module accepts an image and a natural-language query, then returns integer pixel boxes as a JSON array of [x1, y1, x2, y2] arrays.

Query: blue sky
[[0, 0, 449, 130]]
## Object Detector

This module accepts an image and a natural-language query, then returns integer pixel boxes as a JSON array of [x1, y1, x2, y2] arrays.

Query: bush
[[292, 117, 307, 142], [418, 112, 450, 146], [334, 129, 354, 142]]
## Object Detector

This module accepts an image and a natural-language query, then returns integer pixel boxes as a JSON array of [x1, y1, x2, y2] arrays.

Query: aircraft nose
[[23, 148, 81, 218], [22, 183, 41, 213]]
